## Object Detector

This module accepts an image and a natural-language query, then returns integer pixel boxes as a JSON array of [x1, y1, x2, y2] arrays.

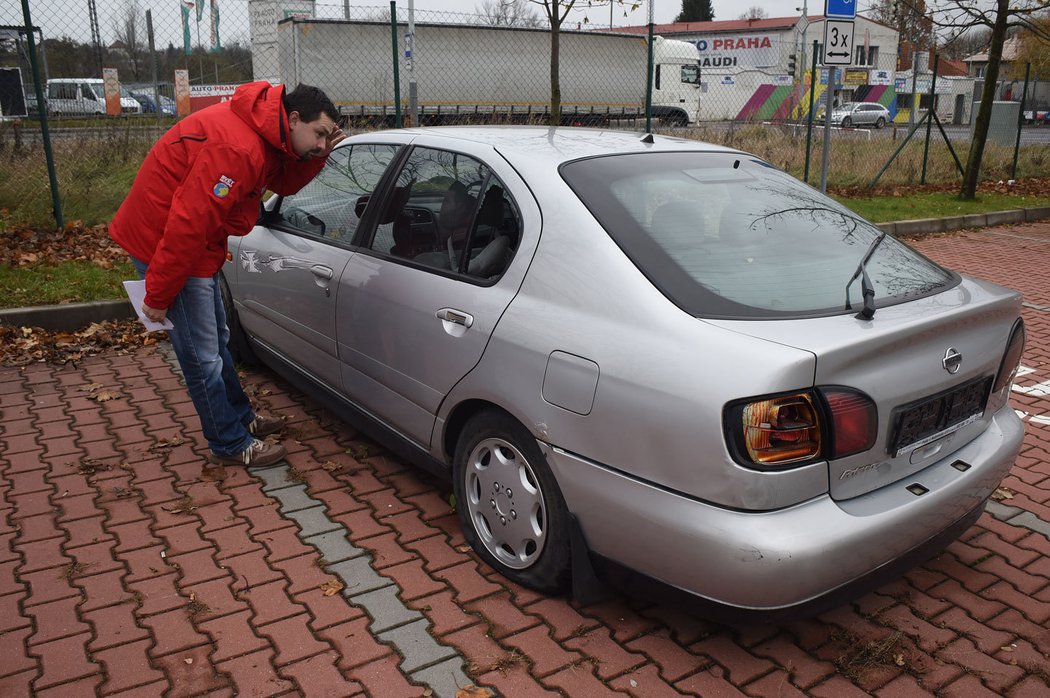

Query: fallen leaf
[[183, 658, 193, 665], [93, 390, 119, 402], [321, 460, 341, 472], [894, 653, 905, 666], [320, 579, 344, 597], [455, 685, 490, 698], [992, 487, 1014, 501], [151, 436, 186, 451]]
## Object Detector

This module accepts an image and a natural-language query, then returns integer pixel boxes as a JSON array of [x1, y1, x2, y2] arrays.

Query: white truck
[[276, 19, 702, 126]]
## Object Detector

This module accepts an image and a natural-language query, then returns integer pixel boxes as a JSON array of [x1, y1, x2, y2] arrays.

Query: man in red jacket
[[111, 82, 345, 469]]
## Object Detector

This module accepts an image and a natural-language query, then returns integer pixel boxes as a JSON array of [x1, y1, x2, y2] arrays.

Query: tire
[[453, 410, 571, 594], [219, 273, 258, 366], [874, 117, 885, 129], [841, 116, 852, 128]]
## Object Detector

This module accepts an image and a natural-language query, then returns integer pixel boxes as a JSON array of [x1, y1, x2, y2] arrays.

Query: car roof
[[386, 126, 738, 165]]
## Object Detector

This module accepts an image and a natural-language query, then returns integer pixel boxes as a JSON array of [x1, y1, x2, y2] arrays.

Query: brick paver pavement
[[1, 222, 1049, 696]]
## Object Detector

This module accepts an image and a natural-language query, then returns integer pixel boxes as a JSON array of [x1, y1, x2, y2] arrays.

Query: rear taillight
[[992, 319, 1026, 394], [727, 387, 878, 469], [820, 388, 878, 459], [733, 392, 822, 468]]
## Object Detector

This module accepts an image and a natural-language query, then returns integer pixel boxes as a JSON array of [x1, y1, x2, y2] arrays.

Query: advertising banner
[[103, 68, 121, 116], [689, 33, 780, 69], [189, 84, 239, 112], [174, 69, 192, 116]]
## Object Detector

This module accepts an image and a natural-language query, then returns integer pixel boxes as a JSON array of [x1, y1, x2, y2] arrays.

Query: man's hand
[[318, 127, 347, 160], [142, 303, 167, 324]]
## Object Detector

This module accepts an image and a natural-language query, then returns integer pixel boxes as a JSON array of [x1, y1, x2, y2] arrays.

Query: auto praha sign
[[689, 33, 780, 69]]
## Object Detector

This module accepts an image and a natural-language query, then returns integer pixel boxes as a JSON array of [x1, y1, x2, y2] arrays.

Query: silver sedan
[[821, 101, 892, 128], [222, 126, 1024, 620]]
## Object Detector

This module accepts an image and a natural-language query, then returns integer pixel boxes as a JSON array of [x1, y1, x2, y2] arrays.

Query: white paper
[[122, 280, 174, 331]]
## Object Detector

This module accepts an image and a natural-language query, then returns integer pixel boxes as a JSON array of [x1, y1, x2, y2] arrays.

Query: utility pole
[[87, 0, 103, 77]]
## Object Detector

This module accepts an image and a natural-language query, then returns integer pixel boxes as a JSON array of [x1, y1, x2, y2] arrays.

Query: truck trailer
[[276, 18, 702, 126]]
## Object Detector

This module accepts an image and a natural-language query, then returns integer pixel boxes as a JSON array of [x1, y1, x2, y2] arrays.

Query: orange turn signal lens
[[740, 393, 821, 465]]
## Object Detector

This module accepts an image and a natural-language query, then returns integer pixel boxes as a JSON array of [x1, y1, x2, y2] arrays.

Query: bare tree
[[939, 25, 992, 59], [527, 1, 640, 126], [477, 0, 544, 27], [871, 0, 933, 52], [1010, 15, 1050, 78], [908, 0, 1050, 198], [111, 0, 143, 80], [738, 6, 769, 21]]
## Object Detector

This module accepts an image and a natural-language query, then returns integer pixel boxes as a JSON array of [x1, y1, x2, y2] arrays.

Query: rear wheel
[[453, 411, 570, 594], [875, 116, 886, 129]]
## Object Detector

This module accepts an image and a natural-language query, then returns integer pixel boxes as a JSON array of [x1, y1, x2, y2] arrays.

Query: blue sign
[[825, 0, 856, 19]]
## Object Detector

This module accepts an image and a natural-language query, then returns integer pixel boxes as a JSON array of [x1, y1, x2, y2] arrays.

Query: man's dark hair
[[282, 83, 339, 123]]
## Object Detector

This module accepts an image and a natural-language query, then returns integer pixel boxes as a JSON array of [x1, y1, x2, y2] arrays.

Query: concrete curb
[[4, 206, 1050, 334], [0, 299, 134, 332], [876, 205, 1050, 237]]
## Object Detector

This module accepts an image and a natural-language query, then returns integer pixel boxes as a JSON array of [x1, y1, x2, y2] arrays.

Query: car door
[[336, 139, 539, 448], [234, 142, 401, 388], [860, 104, 876, 125]]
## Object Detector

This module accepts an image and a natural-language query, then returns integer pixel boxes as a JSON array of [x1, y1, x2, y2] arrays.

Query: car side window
[[276, 144, 399, 243], [370, 146, 521, 281], [49, 83, 75, 100]]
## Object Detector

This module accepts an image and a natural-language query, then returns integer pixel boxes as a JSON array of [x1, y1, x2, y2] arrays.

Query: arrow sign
[[825, 0, 856, 19], [822, 19, 854, 66]]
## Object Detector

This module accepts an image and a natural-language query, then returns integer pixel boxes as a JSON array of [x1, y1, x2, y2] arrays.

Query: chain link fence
[[1, 1, 1047, 229]]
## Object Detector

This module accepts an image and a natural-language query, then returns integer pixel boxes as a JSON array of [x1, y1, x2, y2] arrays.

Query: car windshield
[[560, 152, 956, 319]]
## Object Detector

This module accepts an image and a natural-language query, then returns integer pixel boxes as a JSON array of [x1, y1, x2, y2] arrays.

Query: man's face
[[287, 111, 337, 159]]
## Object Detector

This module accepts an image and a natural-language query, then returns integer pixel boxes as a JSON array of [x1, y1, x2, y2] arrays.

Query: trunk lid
[[708, 276, 1021, 500]]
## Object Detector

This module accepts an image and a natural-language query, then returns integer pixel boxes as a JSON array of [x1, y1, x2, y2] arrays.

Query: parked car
[[130, 91, 176, 116], [222, 127, 1025, 620], [818, 101, 891, 128], [46, 78, 141, 115]]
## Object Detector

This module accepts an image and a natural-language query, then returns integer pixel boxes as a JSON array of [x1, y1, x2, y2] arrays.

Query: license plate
[[890, 376, 993, 457]]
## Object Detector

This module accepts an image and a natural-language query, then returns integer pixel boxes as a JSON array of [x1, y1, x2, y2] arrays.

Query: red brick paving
[[1, 222, 1050, 696]]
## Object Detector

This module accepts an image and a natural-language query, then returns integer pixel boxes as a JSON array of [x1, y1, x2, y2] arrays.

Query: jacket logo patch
[[212, 174, 236, 199]]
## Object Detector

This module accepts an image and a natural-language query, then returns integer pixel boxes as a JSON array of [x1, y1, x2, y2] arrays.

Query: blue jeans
[[132, 258, 255, 457]]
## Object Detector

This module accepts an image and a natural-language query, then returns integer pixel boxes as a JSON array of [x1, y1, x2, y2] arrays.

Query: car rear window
[[560, 152, 956, 319]]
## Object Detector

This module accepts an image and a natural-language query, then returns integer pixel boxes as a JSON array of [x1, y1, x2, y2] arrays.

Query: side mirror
[[257, 196, 280, 226], [354, 195, 370, 218]]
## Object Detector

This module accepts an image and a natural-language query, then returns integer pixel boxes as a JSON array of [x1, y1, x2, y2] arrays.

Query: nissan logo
[[943, 348, 963, 374]]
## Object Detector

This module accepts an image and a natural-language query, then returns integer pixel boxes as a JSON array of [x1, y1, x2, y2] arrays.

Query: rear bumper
[[541, 405, 1023, 618]]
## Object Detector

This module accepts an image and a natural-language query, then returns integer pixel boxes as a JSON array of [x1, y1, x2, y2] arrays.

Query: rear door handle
[[436, 308, 474, 328]]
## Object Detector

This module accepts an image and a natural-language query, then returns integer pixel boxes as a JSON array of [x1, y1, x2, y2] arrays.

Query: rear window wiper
[[845, 231, 886, 320]]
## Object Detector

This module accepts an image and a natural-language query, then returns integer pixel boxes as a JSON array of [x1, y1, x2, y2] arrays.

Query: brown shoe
[[247, 415, 284, 437], [208, 439, 287, 467]]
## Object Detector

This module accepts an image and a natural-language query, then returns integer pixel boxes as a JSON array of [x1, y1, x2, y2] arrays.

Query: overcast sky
[[2, 0, 885, 53]]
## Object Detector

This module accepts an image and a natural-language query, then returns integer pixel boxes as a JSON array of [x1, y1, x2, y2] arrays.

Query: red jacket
[[110, 81, 326, 309]]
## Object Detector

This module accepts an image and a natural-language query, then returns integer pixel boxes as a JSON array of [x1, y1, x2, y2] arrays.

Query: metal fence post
[[819, 66, 835, 193], [389, 1, 402, 128], [20, 0, 63, 229], [645, 21, 654, 132], [1012, 63, 1030, 180], [920, 54, 938, 185], [803, 40, 818, 184], [146, 10, 160, 122]]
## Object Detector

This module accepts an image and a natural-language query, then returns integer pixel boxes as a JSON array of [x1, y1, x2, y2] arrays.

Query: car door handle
[[311, 265, 334, 280], [436, 308, 473, 328]]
